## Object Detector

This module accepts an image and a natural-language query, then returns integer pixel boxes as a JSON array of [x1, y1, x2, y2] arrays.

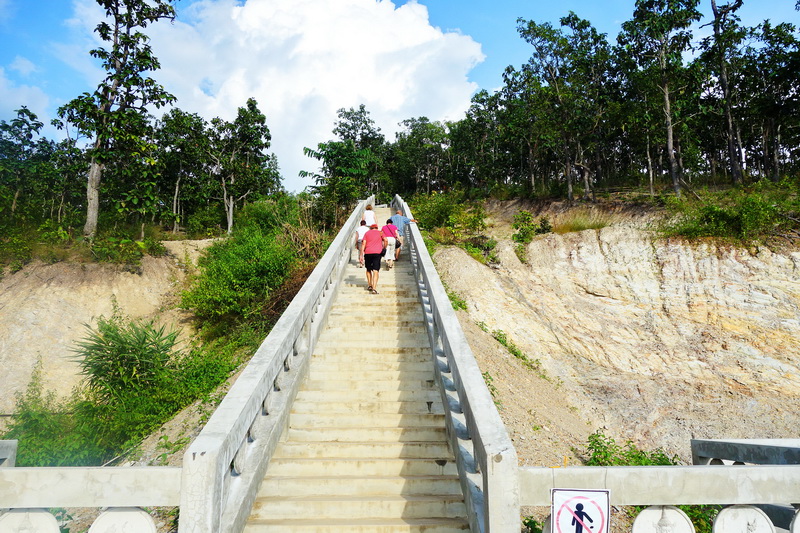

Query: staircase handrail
[[178, 196, 374, 533], [392, 195, 520, 533]]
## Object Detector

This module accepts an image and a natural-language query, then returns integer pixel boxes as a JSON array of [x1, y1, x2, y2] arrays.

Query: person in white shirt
[[354, 220, 369, 267]]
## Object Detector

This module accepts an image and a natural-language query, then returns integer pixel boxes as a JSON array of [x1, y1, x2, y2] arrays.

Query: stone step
[[305, 370, 435, 383], [324, 315, 425, 326], [314, 337, 431, 350], [244, 517, 470, 533], [257, 475, 462, 497], [265, 457, 458, 476], [300, 379, 436, 392], [322, 325, 427, 336], [311, 345, 433, 367], [294, 389, 441, 403], [291, 400, 445, 415], [286, 426, 448, 443], [288, 413, 446, 429], [273, 441, 453, 459], [310, 359, 433, 372], [249, 495, 467, 521]]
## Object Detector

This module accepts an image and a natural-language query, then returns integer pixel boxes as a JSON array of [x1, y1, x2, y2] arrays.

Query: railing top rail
[[0, 466, 182, 507], [520, 464, 800, 506]]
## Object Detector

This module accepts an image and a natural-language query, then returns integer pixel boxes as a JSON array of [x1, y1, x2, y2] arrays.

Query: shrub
[[581, 430, 720, 533], [182, 225, 296, 322], [662, 181, 797, 242], [3, 361, 108, 466], [185, 204, 225, 237], [513, 211, 552, 244]]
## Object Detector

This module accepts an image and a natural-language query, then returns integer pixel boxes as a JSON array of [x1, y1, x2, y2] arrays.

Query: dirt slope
[[0, 240, 214, 425]]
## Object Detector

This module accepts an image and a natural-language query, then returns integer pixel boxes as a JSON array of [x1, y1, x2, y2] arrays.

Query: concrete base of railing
[[0, 441, 16, 468], [0, 507, 158, 532]]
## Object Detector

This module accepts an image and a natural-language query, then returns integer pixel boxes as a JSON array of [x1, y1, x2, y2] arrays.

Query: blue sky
[[1, 0, 797, 192]]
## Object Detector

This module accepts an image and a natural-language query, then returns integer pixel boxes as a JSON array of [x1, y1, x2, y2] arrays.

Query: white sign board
[[551, 489, 610, 533]]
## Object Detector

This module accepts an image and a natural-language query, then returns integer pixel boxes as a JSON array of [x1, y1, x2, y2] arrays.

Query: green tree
[[154, 108, 213, 233], [332, 104, 386, 196], [0, 107, 44, 218], [619, 0, 701, 194], [705, 0, 746, 183], [301, 140, 373, 228], [205, 98, 280, 234], [56, 0, 177, 239]]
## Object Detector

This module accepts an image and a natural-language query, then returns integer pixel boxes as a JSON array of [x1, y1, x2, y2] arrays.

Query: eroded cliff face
[[0, 240, 212, 422], [434, 222, 800, 459]]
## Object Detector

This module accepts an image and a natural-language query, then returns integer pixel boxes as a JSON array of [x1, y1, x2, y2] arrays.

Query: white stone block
[[713, 505, 775, 533], [633, 506, 694, 533], [0, 509, 59, 533], [88, 507, 157, 533]]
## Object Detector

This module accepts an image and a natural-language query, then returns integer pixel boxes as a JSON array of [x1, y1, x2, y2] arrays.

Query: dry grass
[[551, 207, 620, 234]]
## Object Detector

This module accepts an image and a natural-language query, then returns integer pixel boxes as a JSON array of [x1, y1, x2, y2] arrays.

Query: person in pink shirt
[[360, 223, 386, 294], [381, 219, 399, 270]]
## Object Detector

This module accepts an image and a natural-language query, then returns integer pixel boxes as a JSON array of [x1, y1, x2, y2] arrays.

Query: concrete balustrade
[[178, 196, 374, 533], [393, 195, 520, 533], [0, 441, 16, 468]]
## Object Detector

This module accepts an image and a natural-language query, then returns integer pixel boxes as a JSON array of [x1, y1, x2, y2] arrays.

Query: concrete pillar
[[713, 505, 775, 533], [88, 507, 157, 532], [632, 505, 694, 533], [0, 509, 59, 532]]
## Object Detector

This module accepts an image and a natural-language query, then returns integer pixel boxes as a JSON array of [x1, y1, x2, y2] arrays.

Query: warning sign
[[551, 489, 610, 533]]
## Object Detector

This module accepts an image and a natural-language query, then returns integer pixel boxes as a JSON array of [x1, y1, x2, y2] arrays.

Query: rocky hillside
[[434, 200, 800, 464]]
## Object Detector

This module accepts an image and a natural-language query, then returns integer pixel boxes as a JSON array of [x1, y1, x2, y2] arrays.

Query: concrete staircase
[[244, 208, 468, 533]]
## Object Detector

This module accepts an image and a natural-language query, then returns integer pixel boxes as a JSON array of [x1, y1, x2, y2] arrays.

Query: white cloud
[[0, 0, 11, 23], [10, 55, 37, 77], [149, 0, 484, 192], [0, 66, 50, 122]]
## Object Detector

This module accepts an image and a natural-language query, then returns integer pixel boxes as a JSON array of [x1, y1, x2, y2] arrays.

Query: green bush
[[185, 204, 225, 237], [182, 225, 296, 322], [582, 430, 719, 533], [4, 311, 242, 465], [512, 211, 551, 244], [663, 181, 797, 242], [3, 361, 109, 466]]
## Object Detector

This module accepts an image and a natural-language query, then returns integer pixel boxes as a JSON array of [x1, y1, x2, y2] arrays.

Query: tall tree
[[155, 109, 210, 233], [301, 140, 374, 228], [619, 0, 701, 194], [56, 0, 176, 239], [206, 98, 279, 234], [332, 104, 386, 195], [0, 107, 43, 217], [708, 0, 745, 183]]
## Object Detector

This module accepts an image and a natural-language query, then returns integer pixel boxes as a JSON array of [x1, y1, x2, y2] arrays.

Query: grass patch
[[552, 208, 616, 234]]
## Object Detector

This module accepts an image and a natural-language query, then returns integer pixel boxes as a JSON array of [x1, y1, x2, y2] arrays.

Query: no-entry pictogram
[[551, 489, 610, 533]]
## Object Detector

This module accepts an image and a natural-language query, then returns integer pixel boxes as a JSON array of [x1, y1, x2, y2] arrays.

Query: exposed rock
[[435, 216, 800, 462]]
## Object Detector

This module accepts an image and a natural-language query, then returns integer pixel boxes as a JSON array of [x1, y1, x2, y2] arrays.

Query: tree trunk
[[172, 176, 181, 234], [736, 124, 746, 174], [11, 187, 20, 214], [662, 80, 682, 195], [565, 156, 573, 202], [772, 124, 782, 182], [83, 158, 104, 238], [647, 135, 655, 197], [711, 0, 744, 184]]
